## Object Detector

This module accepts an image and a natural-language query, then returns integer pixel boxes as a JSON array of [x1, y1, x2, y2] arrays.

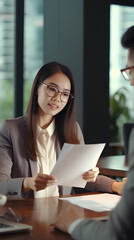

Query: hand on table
[[112, 178, 127, 195], [23, 173, 57, 193], [83, 167, 99, 182], [51, 205, 82, 233]]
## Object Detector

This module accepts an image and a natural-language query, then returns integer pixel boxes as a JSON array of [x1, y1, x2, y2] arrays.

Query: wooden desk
[[98, 155, 129, 178], [0, 194, 109, 240]]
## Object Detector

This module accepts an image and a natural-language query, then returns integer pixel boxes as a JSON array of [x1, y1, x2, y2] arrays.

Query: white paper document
[[51, 143, 105, 188], [59, 193, 121, 212]]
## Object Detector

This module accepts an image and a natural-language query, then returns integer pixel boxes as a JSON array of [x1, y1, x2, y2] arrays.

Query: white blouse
[[34, 120, 59, 198]]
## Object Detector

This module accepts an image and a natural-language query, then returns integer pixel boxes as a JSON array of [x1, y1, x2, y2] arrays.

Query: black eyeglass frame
[[42, 83, 74, 103], [120, 66, 134, 81]]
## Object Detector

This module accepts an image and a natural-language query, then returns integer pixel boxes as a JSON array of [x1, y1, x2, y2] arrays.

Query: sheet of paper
[[59, 193, 121, 212], [51, 143, 105, 188]]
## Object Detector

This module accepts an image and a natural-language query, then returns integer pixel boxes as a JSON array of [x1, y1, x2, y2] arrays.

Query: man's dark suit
[[71, 128, 134, 240]]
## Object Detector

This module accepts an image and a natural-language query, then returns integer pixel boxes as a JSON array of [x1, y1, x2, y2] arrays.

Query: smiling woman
[[25, 62, 80, 161], [0, 61, 123, 199], [37, 72, 71, 122]]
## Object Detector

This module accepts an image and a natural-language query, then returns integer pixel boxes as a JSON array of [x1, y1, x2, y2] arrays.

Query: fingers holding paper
[[82, 167, 99, 182], [34, 173, 57, 191], [23, 173, 57, 193]]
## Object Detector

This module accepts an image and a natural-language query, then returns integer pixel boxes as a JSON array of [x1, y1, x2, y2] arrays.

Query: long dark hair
[[25, 61, 80, 161]]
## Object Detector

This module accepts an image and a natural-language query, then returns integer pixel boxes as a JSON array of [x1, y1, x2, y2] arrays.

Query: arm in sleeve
[[0, 178, 25, 199], [85, 175, 115, 193], [71, 218, 116, 240], [0, 120, 25, 198]]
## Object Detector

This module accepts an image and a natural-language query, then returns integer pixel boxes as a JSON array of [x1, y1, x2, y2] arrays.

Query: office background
[[0, 0, 134, 155]]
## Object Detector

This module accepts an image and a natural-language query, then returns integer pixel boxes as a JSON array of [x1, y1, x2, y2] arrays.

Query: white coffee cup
[[0, 194, 7, 206]]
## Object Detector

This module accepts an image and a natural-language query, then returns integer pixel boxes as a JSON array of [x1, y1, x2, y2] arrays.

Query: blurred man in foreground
[[52, 25, 134, 240]]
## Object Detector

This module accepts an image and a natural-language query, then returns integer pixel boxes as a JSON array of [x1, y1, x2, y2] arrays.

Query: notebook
[[0, 218, 32, 235]]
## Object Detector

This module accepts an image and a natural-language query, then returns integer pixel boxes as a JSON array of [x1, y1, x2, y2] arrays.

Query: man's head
[[121, 25, 134, 85]]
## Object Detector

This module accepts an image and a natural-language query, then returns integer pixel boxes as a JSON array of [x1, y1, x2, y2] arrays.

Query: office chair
[[123, 123, 134, 157]]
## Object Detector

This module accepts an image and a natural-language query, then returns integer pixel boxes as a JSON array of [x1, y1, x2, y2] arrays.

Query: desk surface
[[0, 194, 109, 240], [98, 155, 129, 177]]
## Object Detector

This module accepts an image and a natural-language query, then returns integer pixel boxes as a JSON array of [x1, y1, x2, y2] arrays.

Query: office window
[[23, 0, 44, 113], [110, 4, 134, 142], [0, 0, 15, 121], [0, 0, 44, 121]]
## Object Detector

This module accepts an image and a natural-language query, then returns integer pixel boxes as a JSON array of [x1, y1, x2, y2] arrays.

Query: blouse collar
[[37, 119, 55, 138]]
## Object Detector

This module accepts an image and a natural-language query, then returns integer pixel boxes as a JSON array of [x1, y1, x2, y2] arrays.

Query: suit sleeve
[[71, 129, 134, 240], [85, 175, 114, 193], [0, 120, 25, 198]]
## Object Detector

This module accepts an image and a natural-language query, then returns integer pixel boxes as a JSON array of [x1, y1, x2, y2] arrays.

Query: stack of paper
[[59, 193, 121, 212], [51, 143, 105, 188]]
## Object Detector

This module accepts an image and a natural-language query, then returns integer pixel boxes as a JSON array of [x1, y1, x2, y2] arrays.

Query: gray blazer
[[0, 116, 114, 199], [71, 129, 134, 240]]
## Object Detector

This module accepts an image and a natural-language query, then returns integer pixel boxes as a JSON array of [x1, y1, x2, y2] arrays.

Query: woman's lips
[[48, 103, 59, 110]]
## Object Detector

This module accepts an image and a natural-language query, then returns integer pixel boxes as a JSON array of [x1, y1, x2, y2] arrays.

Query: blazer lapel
[[29, 158, 37, 176]]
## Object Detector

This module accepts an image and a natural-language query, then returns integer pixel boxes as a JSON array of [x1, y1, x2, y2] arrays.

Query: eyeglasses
[[120, 66, 134, 81], [42, 83, 74, 103]]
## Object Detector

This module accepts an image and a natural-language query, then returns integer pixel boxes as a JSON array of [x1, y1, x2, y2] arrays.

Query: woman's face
[[37, 72, 71, 119]]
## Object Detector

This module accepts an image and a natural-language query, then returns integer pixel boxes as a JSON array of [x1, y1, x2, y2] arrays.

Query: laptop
[[0, 218, 32, 235]]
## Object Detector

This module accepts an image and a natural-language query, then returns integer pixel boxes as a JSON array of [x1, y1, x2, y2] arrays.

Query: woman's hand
[[82, 167, 99, 183], [22, 173, 57, 193], [112, 179, 127, 195]]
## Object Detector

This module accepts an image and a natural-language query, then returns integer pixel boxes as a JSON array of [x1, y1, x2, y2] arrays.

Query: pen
[[8, 207, 20, 222]]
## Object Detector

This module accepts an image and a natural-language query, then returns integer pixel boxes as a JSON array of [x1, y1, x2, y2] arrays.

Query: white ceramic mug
[[0, 194, 7, 206]]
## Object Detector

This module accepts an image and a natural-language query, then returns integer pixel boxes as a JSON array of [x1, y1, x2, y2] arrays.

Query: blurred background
[[0, 0, 134, 155]]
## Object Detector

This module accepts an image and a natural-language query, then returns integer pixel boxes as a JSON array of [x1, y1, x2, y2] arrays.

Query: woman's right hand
[[22, 173, 57, 193]]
